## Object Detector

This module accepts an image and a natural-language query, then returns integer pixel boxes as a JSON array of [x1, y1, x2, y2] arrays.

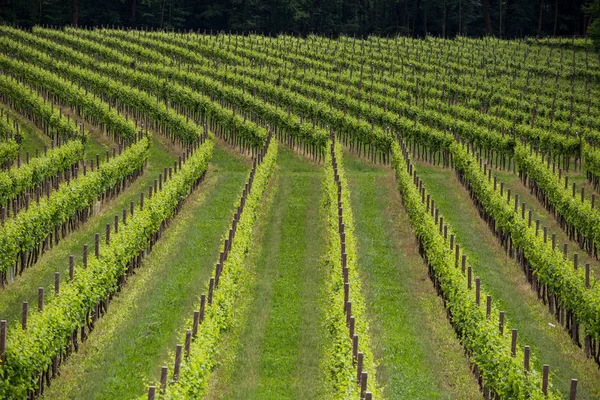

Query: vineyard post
[[38, 287, 44, 312], [0, 320, 6, 362], [173, 344, 182, 382], [95, 233, 100, 258], [360, 372, 368, 398], [184, 329, 191, 357], [69, 255, 74, 280], [147, 386, 155, 400], [499, 311, 505, 335], [511, 329, 518, 356], [475, 277, 481, 305], [543, 365, 549, 394], [55, 272, 60, 294], [22, 301, 28, 330], [570, 379, 577, 400], [524, 346, 530, 372], [356, 352, 363, 382], [160, 366, 168, 393], [486, 296, 491, 317]]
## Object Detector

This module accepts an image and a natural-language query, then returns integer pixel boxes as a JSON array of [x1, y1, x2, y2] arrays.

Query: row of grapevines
[[390, 139, 557, 399], [320, 139, 379, 398], [0, 137, 213, 399], [157, 138, 276, 399], [0, 134, 148, 275], [0, 34, 198, 145], [59, 29, 329, 154], [0, 139, 84, 206], [0, 47, 137, 143], [444, 139, 600, 341], [0, 73, 80, 141], [0, 74, 85, 204], [8, 30, 267, 151], [513, 144, 600, 257], [0, 140, 18, 168]]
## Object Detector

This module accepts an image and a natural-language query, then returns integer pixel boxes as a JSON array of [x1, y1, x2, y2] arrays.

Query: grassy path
[[343, 153, 480, 400], [415, 160, 600, 399], [209, 147, 326, 400], [0, 137, 175, 323], [41, 144, 251, 399], [493, 168, 600, 277]]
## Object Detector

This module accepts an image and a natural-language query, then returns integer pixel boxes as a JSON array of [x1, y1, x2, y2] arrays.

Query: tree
[[482, 0, 493, 35]]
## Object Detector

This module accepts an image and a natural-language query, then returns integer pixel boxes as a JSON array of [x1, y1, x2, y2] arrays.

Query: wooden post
[[208, 278, 215, 305], [511, 329, 517, 356], [192, 311, 200, 337], [200, 294, 206, 322], [148, 386, 155, 400], [570, 379, 577, 400], [542, 365, 549, 395], [22, 302, 28, 330], [55, 272, 60, 294], [573, 254, 578, 270], [173, 344, 182, 382], [468, 266, 472, 289], [106, 224, 111, 244], [95, 233, 100, 258], [357, 352, 363, 383], [475, 277, 481, 305], [0, 320, 6, 363], [184, 329, 192, 357], [38, 287, 44, 312], [352, 334, 358, 360], [69, 255, 75, 279], [524, 346, 530, 372], [360, 372, 368, 398], [486, 295, 492, 317], [551, 233, 556, 249], [140, 193, 144, 210], [160, 366, 168, 392], [462, 255, 466, 273], [499, 311, 505, 335], [586, 264, 591, 288]]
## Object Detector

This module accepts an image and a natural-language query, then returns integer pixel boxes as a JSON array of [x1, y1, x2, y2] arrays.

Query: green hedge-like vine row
[[0, 47, 137, 143], [0, 135, 149, 275], [446, 140, 600, 341], [1, 28, 268, 151], [0, 137, 213, 399], [0, 73, 81, 141], [0, 139, 84, 205], [391, 140, 557, 399], [320, 139, 379, 398], [159, 138, 277, 399], [0, 33, 197, 145]]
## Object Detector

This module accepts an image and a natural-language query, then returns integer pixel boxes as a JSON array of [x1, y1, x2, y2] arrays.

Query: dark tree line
[[0, 0, 598, 40]]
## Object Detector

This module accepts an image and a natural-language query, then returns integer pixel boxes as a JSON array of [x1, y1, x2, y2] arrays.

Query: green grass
[[343, 153, 480, 400], [0, 136, 176, 324], [40, 143, 251, 400], [493, 168, 600, 277], [415, 160, 600, 399], [211, 147, 327, 400]]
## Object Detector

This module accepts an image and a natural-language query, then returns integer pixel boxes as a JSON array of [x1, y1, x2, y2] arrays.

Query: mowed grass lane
[[344, 153, 480, 400], [415, 160, 600, 399], [41, 144, 251, 399], [207, 147, 327, 400]]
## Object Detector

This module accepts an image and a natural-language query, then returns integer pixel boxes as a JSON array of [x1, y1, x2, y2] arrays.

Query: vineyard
[[0, 26, 598, 400]]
